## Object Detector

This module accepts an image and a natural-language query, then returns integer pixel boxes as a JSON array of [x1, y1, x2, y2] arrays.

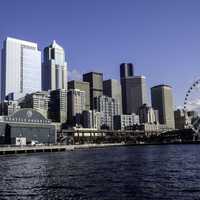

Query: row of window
[[4, 117, 50, 124]]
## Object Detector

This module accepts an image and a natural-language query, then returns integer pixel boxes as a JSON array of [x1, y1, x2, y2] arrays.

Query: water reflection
[[0, 145, 200, 199]]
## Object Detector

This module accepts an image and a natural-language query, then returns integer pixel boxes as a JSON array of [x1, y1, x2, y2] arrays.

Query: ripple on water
[[0, 145, 200, 200]]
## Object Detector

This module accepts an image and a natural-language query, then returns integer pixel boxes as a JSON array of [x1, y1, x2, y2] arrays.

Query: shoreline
[[1, 141, 200, 155]]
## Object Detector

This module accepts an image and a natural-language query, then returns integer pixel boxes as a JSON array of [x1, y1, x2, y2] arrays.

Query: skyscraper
[[83, 72, 103, 109], [103, 79, 122, 114], [120, 63, 134, 78], [42, 40, 67, 91], [151, 85, 175, 129], [67, 89, 86, 125], [120, 63, 148, 114], [68, 80, 90, 110], [1, 37, 41, 101], [94, 95, 120, 129], [48, 89, 68, 123]]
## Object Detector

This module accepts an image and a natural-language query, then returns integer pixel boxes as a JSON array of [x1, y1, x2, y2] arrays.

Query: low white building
[[113, 114, 139, 130]]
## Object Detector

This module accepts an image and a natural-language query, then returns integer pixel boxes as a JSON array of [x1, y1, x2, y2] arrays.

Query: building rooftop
[[6, 37, 38, 48], [49, 40, 64, 50], [83, 72, 103, 76], [68, 80, 90, 85], [151, 84, 172, 89]]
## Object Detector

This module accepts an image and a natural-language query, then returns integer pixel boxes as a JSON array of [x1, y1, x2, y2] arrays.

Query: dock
[[0, 143, 125, 155]]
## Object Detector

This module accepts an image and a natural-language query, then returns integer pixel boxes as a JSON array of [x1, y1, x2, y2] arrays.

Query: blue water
[[0, 145, 200, 199]]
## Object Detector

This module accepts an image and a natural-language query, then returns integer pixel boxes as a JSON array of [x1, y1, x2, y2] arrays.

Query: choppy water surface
[[1, 145, 200, 199]]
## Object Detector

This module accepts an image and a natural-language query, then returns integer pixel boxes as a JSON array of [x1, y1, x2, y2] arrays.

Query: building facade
[[68, 80, 90, 110], [0, 101, 21, 116], [151, 85, 175, 129], [103, 79, 122, 114], [113, 114, 139, 130], [120, 63, 134, 78], [94, 95, 120, 129], [0, 108, 56, 145], [67, 89, 85, 125], [82, 110, 101, 129], [120, 63, 148, 114], [138, 104, 159, 124], [1, 37, 41, 101], [19, 91, 49, 119], [121, 75, 148, 114], [174, 109, 188, 130], [83, 72, 103, 109], [42, 40, 67, 91], [48, 89, 67, 123]]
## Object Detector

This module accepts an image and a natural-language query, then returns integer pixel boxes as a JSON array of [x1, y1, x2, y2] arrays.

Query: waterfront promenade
[[0, 143, 124, 155]]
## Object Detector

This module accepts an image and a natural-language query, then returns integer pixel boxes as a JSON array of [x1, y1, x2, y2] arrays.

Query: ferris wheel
[[184, 79, 200, 133]]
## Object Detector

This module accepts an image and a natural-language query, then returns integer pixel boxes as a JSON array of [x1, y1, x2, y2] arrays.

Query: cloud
[[68, 69, 82, 81]]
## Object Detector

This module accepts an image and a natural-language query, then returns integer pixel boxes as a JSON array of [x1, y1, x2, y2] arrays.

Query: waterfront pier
[[0, 143, 125, 155]]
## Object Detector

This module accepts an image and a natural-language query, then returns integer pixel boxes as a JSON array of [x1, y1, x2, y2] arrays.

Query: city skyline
[[0, 35, 175, 110], [1, 0, 200, 108], [0, 2, 200, 200]]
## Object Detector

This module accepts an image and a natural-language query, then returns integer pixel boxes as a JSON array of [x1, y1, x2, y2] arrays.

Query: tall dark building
[[120, 63, 147, 114], [103, 79, 122, 114], [151, 85, 175, 129], [48, 89, 67, 123], [83, 72, 103, 109], [120, 63, 134, 78]]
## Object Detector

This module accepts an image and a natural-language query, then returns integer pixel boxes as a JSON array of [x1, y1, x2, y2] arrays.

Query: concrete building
[[139, 104, 159, 124], [19, 91, 49, 118], [0, 108, 56, 145], [140, 123, 160, 137], [67, 89, 85, 125], [83, 72, 103, 109], [151, 85, 175, 129], [113, 114, 139, 130], [174, 109, 187, 130], [121, 76, 148, 115], [82, 110, 101, 129], [68, 80, 90, 110], [120, 63, 148, 114], [42, 40, 67, 91], [1, 37, 41, 101], [103, 79, 122, 114], [94, 95, 120, 129], [48, 89, 67, 123], [0, 101, 21, 116]]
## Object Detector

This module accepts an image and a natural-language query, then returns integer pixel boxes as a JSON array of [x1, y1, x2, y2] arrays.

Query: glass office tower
[[1, 37, 41, 101], [42, 40, 67, 91]]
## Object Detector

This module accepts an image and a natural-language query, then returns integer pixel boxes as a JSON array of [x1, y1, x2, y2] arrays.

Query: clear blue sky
[[0, 0, 200, 107]]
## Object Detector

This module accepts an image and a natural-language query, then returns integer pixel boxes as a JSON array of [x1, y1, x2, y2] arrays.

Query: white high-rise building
[[42, 40, 67, 91], [94, 95, 120, 129], [1, 37, 41, 101]]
